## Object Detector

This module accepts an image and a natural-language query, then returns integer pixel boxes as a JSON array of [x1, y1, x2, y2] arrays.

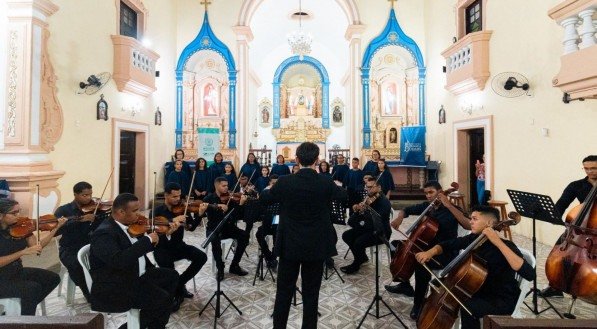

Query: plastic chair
[[55, 238, 76, 304], [210, 238, 235, 274], [78, 244, 141, 329], [0, 298, 46, 316], [511, 248, 535, 318]]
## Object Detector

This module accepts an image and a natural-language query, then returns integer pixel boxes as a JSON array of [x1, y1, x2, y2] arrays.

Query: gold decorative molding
[[7, 30, 18, 139]]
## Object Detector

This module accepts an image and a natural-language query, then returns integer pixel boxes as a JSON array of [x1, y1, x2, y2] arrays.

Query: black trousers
[[273, 258, 324, 329], [132, 267, 178, 329], [59, 247, 90, 299], [207, 224, 249, 269], [342, 228, 381, 263], [153, 243, 207, 292], [0, 267, 60, 315], [256, 225, 277, 260], [460, 294, 516, 329]]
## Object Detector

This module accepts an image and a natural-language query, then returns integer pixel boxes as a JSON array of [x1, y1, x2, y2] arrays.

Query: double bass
[[545, 182, 597, 305], [390, 182, 459, 282], [417, 213, 521, 329]]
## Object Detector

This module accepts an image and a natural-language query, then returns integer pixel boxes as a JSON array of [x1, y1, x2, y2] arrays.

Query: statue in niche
[[261, 107, 270, 124], [333, 106, 342, 124], [203, 83, 218, 116], [382, 81, 398, 116], [389, 128, 397, 144]]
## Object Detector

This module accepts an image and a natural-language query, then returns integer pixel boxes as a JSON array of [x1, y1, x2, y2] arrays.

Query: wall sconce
[[154, 107, 162, 126], [460, 104, 483, 116], [121, 104, 141, 117]]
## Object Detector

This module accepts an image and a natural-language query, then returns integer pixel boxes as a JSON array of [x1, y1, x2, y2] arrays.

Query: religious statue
[[261, 107, 270, 124]]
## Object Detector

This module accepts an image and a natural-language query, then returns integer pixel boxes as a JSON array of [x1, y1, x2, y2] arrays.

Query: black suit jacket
[[265, 168, 347, 261], [89, 218, 154, 312]]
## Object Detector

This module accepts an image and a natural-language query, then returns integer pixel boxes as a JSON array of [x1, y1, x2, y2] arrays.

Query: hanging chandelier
[[287, 0, 312, 60]]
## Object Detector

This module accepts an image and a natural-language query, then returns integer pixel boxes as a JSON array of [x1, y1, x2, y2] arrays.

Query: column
[[232, 26, 253, 157], [1, 0, 64, 216], [561, 16, 580, 54], [345, 24, 365, 155]]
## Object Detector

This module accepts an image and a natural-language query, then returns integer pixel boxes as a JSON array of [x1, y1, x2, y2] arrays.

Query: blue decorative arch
[[272, 55, 330, 129], [175, 12, 238, 149], [360, 8, 427, 148]]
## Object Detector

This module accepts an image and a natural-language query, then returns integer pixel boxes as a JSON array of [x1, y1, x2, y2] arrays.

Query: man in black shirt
[[204, 177, 250, 281], [385, 181, 470, 320], [341, 177, 392, 274], [256, 175, 280, 269], [542, 154, 596, 298], [151, 182, 207, 305], [415, 206, 535, 329], [55, 182, 109, 301]]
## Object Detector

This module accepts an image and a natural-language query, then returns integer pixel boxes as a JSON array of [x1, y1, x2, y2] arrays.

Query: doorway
[[119, 131, 136, 194], [112, 119, 149, 209], [453, 116, 493, 211], [468, 128, 484, 207]]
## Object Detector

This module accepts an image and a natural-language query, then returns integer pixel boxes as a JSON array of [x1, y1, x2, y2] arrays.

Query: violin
[[171, 200, 216, 215], [390, 182, 460, 283], [219, 192, 243, 204], [127, 215, 171, 238], [80, 198, 112, 214], [417, 213, 520, 329], [8, 215, 64, 239], [545, 183, 597, 305]]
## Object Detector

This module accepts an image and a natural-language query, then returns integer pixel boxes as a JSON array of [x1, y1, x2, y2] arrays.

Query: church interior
[[0, 0, 596, 328]]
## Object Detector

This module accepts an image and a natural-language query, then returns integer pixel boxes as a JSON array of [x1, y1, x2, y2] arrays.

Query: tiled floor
[[40, 216, 595, 328]]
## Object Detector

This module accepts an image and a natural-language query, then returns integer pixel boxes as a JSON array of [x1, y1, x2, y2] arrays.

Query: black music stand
[[199, 209, 243, 328], [506, 189, 564, 318], [356, 207, 407, 329]]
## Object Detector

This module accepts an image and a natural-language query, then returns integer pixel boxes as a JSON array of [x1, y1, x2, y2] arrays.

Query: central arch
[[237, 0, 361, 26]]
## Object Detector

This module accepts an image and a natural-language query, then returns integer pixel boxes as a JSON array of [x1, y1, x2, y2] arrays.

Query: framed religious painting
[[155, 107, 162, 126], [96, 94, 108, 121], [380, 79, 401, 117], [259, 98, 272, 127], [200, 79, 220, 117], [331, 98, 344, 127]]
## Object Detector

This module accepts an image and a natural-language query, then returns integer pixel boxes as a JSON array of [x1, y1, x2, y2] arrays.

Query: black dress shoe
[[171, 295, 183, 313], [179, 286, 194, 299], [410, 303, 422, 320], [340, 263, 360, 274], [229, 264, 249, 276], [385, 282, 415, 297], [117, 324, 127, 329], [541, 286, 564, 298]]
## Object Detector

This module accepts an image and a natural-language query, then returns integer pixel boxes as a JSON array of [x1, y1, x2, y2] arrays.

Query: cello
[[545, 182, 597, 305], [390, 182, 459, 283], [417, 212, 521, 329]]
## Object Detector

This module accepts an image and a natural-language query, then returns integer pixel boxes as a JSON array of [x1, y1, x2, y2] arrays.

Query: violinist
[[238, 175, 260, 235], [385, 181, 470, 320], [415, 206, 535, 329], [89, 193, 180, 328], [345, 158, 365, 214], [542, 154, 597, 298], [204, 177, 250, 281], [54, 181, 108, 301], [341, 177, 392, 274], [0, 199, 65, 315], [256, 174, 280, 270], [151, 182, 207, 304]]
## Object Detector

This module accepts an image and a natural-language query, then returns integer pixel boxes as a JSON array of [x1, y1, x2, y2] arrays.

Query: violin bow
[[94, 167, 114, 216], [226, 170, 244, 207], [391, 227, 442, 267], [420, 262, 473, 316], [183, 170, 197, 217], [151, 171, 157, 231]]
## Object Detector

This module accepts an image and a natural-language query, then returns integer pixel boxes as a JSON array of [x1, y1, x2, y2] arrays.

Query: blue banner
[[400, 126, 426, 166], [197, 127, 220, 166]]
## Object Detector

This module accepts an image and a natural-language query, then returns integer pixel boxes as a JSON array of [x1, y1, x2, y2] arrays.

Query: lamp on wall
[[121, 104, 141, 117], [438, 105, 446, 124], [287, 0, 312, 60]]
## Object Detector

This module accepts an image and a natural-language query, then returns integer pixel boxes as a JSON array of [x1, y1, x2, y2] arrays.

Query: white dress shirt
[[115, 220, 147, 277]]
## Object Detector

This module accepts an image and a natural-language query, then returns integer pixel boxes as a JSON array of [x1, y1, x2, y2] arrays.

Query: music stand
[[506, 189, 564, 318], [356, 207, 407, 329], [199, 209, 243, 328]]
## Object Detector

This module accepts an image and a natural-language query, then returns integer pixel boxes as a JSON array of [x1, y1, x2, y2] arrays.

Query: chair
[[209, 238, 235, 275], [0, 298, 46, 316], [77, 245, 141, 329], [55, 238, 76, 304]]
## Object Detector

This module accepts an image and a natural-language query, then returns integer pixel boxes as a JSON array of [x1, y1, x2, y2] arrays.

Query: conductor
[[264, 142, 347, 328]]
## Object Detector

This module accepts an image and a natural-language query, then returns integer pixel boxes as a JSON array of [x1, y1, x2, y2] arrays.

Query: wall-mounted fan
[[491, 72, 530, 97], [78, 72, 111, 95]]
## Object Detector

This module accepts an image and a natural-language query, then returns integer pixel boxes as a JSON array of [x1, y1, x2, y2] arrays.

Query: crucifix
[[200, 0, 211, 11], [388, 0, 396, 8]]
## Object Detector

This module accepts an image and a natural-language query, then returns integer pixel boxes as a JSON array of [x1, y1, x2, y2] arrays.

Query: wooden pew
[[483, 315, 597, 329], [0, 313, 103, 329]]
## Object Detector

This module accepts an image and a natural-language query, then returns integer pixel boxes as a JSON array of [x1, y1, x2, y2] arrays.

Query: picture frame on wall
[[259, 98, 272, 127], [380, 80, 401, 117], [331, 98, 344, 127], [155, 107, 162, 126], [97, 94, 108, 121]]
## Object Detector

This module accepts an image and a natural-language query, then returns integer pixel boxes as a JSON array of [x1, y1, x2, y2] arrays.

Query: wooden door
[[119, 131, 136, 194]]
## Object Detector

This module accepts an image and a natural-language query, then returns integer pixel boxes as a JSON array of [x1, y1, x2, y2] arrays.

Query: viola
[[127, 215, 171, 238], [545, 183, 597, 305], [417, 213, 520, 329], [390, 182, 459, 283]]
